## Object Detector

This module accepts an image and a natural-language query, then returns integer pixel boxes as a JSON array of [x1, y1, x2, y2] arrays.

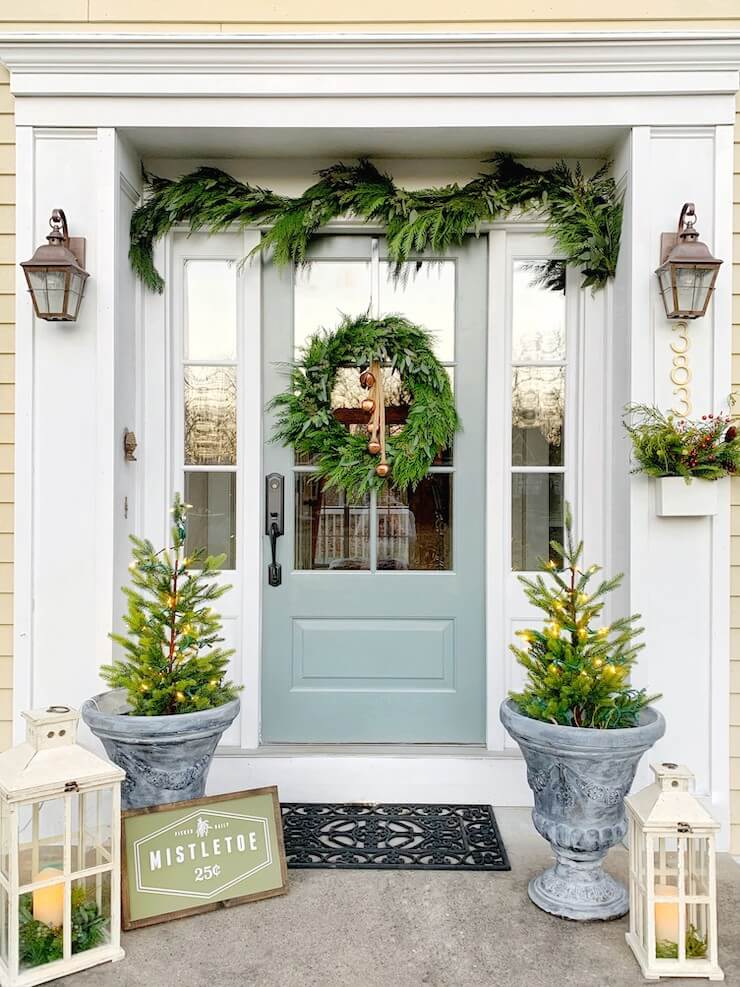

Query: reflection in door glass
[[184, 366, 237, 465], [511, 367, 565, 467], [511, 260, 566, 362], [295, 475, 370, 570], [184, 471, 237, 569], [511, 472, 564, 571], [377, 476, 452, 571], [379, 261, 455, 362], [294, 262, 371, 354]]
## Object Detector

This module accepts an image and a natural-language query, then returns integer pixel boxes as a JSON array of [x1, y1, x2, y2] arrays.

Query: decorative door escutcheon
[[265, 473, 284, 587]]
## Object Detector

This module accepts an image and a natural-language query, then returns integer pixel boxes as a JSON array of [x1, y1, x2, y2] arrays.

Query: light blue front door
[[262, 235, 487, 742]]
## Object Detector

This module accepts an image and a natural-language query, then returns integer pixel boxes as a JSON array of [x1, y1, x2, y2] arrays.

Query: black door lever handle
[[268, 520, 282, 587]]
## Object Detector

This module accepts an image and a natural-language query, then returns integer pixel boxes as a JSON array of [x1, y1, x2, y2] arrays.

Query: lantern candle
[[654, 884, 680, 945], [32, 868, 64, 928]]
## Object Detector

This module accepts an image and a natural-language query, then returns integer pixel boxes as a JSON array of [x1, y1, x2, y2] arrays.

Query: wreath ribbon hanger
[[361, 360, 389, 478]]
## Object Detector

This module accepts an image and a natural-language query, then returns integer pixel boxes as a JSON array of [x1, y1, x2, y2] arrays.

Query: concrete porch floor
[[60, 808, 740, 987]]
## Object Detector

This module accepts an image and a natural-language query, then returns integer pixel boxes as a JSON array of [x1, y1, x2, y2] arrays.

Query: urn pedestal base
[[528, 851, 628, 921]]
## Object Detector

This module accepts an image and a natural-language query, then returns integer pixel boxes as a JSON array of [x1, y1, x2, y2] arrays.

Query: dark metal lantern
[[656, 203, 722, 320], [21, 209, 89, 322]]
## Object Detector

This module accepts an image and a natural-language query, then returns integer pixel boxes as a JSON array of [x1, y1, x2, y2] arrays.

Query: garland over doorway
[[129, 155, 623, 292]]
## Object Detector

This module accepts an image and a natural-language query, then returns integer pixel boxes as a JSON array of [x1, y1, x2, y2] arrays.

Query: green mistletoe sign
[[122, 788, 287, 928]]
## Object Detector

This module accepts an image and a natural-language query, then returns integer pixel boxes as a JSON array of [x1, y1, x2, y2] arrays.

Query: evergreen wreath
[[130, 155, 622, 293], [269, 313, 457, 497]]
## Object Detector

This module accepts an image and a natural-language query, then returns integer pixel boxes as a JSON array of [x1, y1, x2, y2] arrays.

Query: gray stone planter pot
[[500, 698, 665, 922], [81, 688, 240, 810]]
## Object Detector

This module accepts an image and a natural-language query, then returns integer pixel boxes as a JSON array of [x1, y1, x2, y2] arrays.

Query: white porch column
[[13, 127, 139, 734], [624, 125, 734, 846]]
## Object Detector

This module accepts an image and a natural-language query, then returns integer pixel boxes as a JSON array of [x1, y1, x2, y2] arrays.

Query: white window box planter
[[655, 476, 719, 517]]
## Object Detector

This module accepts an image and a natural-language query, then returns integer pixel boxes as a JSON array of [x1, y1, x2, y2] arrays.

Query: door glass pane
[[294, 262, 371, 353], [184, 366, 237, 465], [184, 472, 237, 569], [512, 260, 566, 362], [185, 260, 237, 361], [295, 475, 369, 570], [379, 261, 455, 362], [511, 472, 564, 571], [512, 367, 565, 466], [377, 475, 452, 571]]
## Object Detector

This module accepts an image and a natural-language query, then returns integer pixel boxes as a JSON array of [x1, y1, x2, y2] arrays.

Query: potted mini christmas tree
[[500, 504, 664, 921], [82, 495, 241, 809]]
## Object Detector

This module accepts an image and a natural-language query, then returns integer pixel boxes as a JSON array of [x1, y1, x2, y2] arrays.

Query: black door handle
[[268, 521, 282, 587], [265, 473, 285, 587]]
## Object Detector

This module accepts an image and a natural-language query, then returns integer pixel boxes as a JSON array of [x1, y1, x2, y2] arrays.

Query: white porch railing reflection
[[306, 505, 415, 569]]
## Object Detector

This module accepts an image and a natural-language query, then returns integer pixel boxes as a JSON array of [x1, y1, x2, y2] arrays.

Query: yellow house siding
[[0, 8, 739, 837]]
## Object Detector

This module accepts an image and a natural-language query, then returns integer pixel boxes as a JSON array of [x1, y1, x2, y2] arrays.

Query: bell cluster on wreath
[[360, 360, 390, 478]]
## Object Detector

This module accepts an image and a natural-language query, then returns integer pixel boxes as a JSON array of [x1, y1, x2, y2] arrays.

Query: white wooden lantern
[[0, 707, 125, 986], [625, 762, 723, 981]]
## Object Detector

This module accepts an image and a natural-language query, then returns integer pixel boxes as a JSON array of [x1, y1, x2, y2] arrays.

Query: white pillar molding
[[627, 124, 732, 847]]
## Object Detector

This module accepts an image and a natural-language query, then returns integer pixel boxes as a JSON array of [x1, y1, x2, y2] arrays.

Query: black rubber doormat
[[280, 803, 510, 871]]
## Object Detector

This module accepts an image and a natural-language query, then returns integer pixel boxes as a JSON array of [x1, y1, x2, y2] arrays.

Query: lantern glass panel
[[658, 267, 675, 316], [685, 836, 710, 897], [67, 273, 85, 319], [71, 790, 113, 872], [651, 837, 711, 962], [17, 800, 65, 886], [675, 266, 714, 315], [18, 879, 67, 972], [70, 872, 111, 956], [44, 270, 66, 318]]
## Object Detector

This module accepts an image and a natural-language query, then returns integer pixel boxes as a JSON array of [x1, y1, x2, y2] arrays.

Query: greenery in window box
[[19, 886, 107, 968], [101, 494, 240, 716], [509, 503, 659, 729], [624, 403, 740, 481]]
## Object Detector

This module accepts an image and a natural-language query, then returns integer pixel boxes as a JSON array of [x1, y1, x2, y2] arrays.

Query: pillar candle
[[32, 868, 64, 928], [654, 883, 680, 944]]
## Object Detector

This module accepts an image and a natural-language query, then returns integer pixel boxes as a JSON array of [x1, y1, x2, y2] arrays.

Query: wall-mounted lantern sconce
[[20, 209, 89, 322], [655, 203, 722, 320]]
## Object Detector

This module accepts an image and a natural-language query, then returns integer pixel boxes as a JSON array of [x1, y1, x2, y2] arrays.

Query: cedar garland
[[129, 155, 623, 293]]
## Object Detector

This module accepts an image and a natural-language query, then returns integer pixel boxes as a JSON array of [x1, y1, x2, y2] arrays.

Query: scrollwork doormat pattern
[[280, 803, 510, 871]]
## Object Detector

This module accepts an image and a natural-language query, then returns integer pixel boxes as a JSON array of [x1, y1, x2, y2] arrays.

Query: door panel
[[261, 235, 487, 743]]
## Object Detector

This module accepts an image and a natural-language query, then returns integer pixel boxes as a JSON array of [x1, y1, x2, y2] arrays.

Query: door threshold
[[218, 743, 521, 759]]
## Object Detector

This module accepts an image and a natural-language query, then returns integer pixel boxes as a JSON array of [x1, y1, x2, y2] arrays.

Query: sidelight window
[[510, 259, 567, 570], [181, 259, 238, 569]]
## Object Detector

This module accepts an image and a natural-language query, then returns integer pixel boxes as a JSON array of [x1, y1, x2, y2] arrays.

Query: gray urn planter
[[81, 688, 240, 810], [500, 699, 665, 922]]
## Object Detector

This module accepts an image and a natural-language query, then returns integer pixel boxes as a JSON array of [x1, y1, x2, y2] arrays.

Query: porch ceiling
[[121, 124, 626, 160]]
